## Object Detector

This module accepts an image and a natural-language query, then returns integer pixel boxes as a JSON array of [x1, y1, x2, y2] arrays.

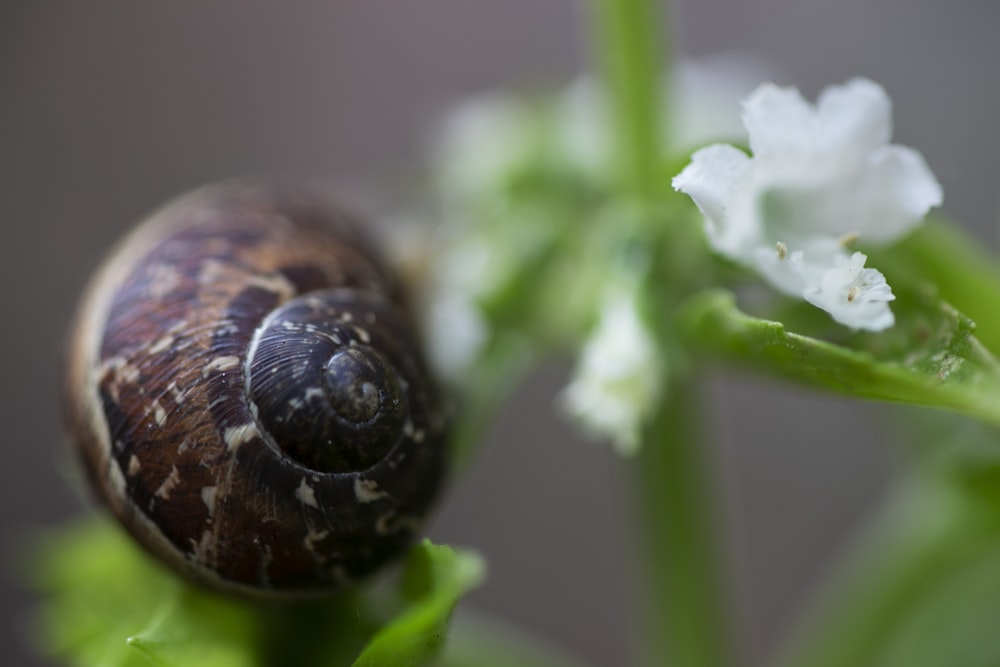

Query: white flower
[[433, 93, 536, 205], [673, 78, 943, 331], [560, 287, 663, 456], [423, 237, 492, 382], [558, 55, 774, 181], [804, 252, 896, 331], [671, 54, 778, 150]]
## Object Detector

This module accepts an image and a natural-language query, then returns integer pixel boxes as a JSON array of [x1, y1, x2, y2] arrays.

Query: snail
[[63, 182, 448, 597]]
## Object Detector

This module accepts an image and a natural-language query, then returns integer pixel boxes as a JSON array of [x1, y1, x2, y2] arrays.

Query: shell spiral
[[63, 183, 448, 596]]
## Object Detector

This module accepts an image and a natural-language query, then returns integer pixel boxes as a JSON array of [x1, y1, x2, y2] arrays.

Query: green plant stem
[[588, 0, 664, 200], [587, 1, 730, 663], [631, 382, 731, 667], [586, 0, 731, 662]]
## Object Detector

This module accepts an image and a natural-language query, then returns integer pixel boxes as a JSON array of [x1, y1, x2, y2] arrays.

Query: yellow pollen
[[839, 231, 860, 247]]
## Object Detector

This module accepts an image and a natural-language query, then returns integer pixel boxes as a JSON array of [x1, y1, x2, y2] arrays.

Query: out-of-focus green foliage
[[27, 518, 484, 667]]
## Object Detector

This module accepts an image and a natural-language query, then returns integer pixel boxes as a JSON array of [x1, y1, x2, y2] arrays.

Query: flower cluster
[[673, 78, 943, 331], [426, 58, 765, 383], [560, 284, 662, 456], [428, 72, 943, 454]]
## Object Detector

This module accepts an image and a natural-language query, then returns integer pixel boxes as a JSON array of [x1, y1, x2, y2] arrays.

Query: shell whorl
[[64, 183, 447, 596], [245, 291, 410, 474]]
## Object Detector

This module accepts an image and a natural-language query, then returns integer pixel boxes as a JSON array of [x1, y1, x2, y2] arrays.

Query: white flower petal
[[560, 289, 663, 456], [753, 245, 809, 296], [816, 78, 891, 154], [434, 94, 534, 202], [803, 252, 896, 331], [754, 161, 854, 240], [675, 76, 942, 331], [422, 238, 493, 380], [859, 145, 944, 243], [753, 236, 843, 297], [743, 84, 817, 156], [425, 290, 487, 381], [672, 144, 754, 258]]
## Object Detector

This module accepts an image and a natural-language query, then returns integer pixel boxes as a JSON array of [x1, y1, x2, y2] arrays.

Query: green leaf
[[353, 540, 486, 667], [439, 611, 589, 667], [27, 519, 175, 667], [878, 541, 1000, 667], [777, 476, 998, 667], [677, 289, 1000, 427], [869, 219, 1000, 357], [779, 416, 1000, 667], [125, 587, 368, 667], [27, 518, 484, 667], [125, 590, 258, 667], [890, 408, 1000, 489]]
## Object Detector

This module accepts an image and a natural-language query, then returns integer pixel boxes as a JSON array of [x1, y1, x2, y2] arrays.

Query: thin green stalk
[[587, 1, 729, 663], [588, 0, 665, 200], [631, 382, 731, 667]]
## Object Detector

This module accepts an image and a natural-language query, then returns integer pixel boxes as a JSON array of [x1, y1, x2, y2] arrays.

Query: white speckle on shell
[[127, 455, 141, 476], [246, 273, 296, 301], [148, 334, 175, 355], [303, 528, 330, 555], [114, 361, 140, 384], [215, 322, 239, 337], [202, 355, 241, 378], [201, 485, 219, 516], [354, 478, 389, 503], [154, 465, 182, 500], [146, 263, 183, 298], [223, 423, 260, 451], [166, 381, 187, 404], [375, 511, 422, 536], [387, 451, 407, 470], [100, 357, 141, 402], [403, 419, 426, 444], [197, 259, 230, 285], [302, 386, 324, 403], [149, 399, 167, 426], [295, 478, 319, 508], [190, 529, 218, 564]]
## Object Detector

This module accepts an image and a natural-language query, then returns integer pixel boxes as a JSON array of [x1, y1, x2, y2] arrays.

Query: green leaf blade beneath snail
[[63, 182, 448, 597]]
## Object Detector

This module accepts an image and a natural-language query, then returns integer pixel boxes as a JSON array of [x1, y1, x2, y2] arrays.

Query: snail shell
[[63, 183, 447, 596]]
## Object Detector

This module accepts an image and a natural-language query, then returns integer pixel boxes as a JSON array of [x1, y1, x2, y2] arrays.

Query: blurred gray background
[[3, 2, 1000, 666]]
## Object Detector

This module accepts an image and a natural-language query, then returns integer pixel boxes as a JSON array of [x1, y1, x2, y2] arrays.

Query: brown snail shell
[[63, 182, 448, 596]]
